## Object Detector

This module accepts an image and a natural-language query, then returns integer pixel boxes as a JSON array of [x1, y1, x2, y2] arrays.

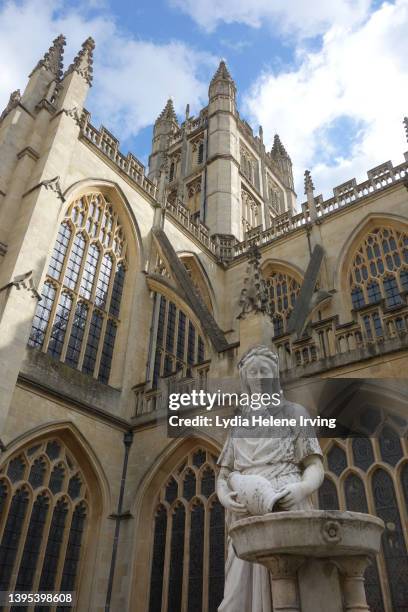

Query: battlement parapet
[[80, 110, 158, 199]]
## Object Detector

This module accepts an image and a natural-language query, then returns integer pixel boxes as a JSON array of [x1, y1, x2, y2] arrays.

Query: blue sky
[[1, 0, 407, 200]]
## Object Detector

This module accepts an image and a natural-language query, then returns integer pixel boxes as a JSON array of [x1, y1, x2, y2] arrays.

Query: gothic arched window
[[349, 226, 408, 309], [0, 438, 89, 597], [28, 193, 127, 385], [148, 448, 225, 612], [319, 420, 408, 612], [265, 270, 300, 336], [151, 294, 206, 387]]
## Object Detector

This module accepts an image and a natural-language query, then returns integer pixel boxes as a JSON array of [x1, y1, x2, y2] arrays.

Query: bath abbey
[[0, 34, 408, 612]]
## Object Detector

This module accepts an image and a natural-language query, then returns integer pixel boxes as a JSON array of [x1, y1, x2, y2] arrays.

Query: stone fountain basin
[[229, 510, 384, 561]]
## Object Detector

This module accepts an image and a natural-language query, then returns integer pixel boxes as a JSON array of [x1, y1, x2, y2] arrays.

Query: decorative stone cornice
[[0, 270, 41, 300], [64, 37, 95, 85], [29, 34, 66, 80], [0, 89, 21, 122]]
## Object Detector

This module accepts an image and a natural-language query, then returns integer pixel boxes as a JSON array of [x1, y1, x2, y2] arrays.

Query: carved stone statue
[[216, 345, 324, 612]]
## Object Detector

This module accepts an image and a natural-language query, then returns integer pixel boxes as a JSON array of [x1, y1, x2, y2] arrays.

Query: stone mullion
[[8, 485, 33, 595], [0, 477, 13, 538], [161, 507, 173, 612], [76, 303, 93, 372], [31, 488, 56, 597], [160, 300, 170, 378], [181, 502, 191, 612], [365, 470, 393, 612], [69, 500, 89, 610], [202, 499, 210, 612], [391, 460, 408, 552], [42, 280, 63, 353], [60, 290, 78, 363], [53, 501, 74, 605], [93, 311, 108, 380], [75, 237, 101, 374], [103, 254, 117, 319]]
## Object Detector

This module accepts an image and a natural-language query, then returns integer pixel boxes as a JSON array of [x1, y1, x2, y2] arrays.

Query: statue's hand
[[220, 490, 247, 514], [278, 483, 307, 510]]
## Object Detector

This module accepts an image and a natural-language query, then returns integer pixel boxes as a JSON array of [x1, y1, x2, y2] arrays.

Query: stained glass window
[[320, 414, 407, 612], [148, 505, 167, 612], [28, 193, 127, 384], [187, 502, 204, 611], [265, 271, 300, 336], [150, 294, 206, 387], [0, 438, 89, 599], [167, 503, 185, 612], [148, 448, 224, 612], [349, 226, 408, 310], [318, 477, 339, 510]]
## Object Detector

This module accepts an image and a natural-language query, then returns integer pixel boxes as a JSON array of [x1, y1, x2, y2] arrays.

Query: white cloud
[[242, 0, 408, 199], [170, 0, 372, 37], [0, 0, 215, 142]]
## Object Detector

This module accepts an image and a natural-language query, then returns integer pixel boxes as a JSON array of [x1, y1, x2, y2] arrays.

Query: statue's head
[[238, 345, 281, 403]]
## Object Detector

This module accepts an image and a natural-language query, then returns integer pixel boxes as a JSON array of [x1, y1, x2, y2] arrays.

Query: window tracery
[[264, 270, 300, 336], [28, 193, 127, 385], [151, 294, 206, 387], [241, 189, 261, 235], [319, 420, 408, 611], [148, 448, 225, 612], [0, 438, 89, 599], [349, 226, 408, 310]]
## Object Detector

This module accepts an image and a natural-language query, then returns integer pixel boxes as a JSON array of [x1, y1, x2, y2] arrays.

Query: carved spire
[[271, 134, 289, 159], [304, 170, 315, 195], [238, 245, 270, 319], [210, 60, 234, 86], [0, 89, 21, 122], [209, 59, 236, 106], [404, 116, 408, 143], [29, 34, 66, 79], [156, 98, 178, 124], [64, 37, 95, 85], [304, 170, 317, 221]]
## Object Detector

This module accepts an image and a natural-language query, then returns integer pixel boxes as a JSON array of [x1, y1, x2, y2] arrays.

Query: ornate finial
[[304, 170, 315, 194], [64, 37, 95, 85], [271, 134, 289, 159], [0, 89, 21, 122], [404, 117, 408, 143], [156, 98, 178, 124], [185, 103, 190, 120], [210, 59, 234, 85], [238, 245, 270, 319], [29, 35, 66, 80], [259, 125, 263, 142]]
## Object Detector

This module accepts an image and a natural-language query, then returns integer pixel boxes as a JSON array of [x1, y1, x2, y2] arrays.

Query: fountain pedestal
[[229, 510, 384, 612]]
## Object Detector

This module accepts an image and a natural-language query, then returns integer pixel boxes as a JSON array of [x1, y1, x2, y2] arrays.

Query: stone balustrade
[[80, 110, 158, 199], [78, 110, 407, 261]]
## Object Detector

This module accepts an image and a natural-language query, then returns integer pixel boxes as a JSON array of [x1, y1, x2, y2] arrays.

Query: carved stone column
[[333, 555, 372, 612], [260, 554, 304, 612]]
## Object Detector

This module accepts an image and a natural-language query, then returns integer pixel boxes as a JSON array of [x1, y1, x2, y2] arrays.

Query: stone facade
[[0, 35, 407, 612]]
